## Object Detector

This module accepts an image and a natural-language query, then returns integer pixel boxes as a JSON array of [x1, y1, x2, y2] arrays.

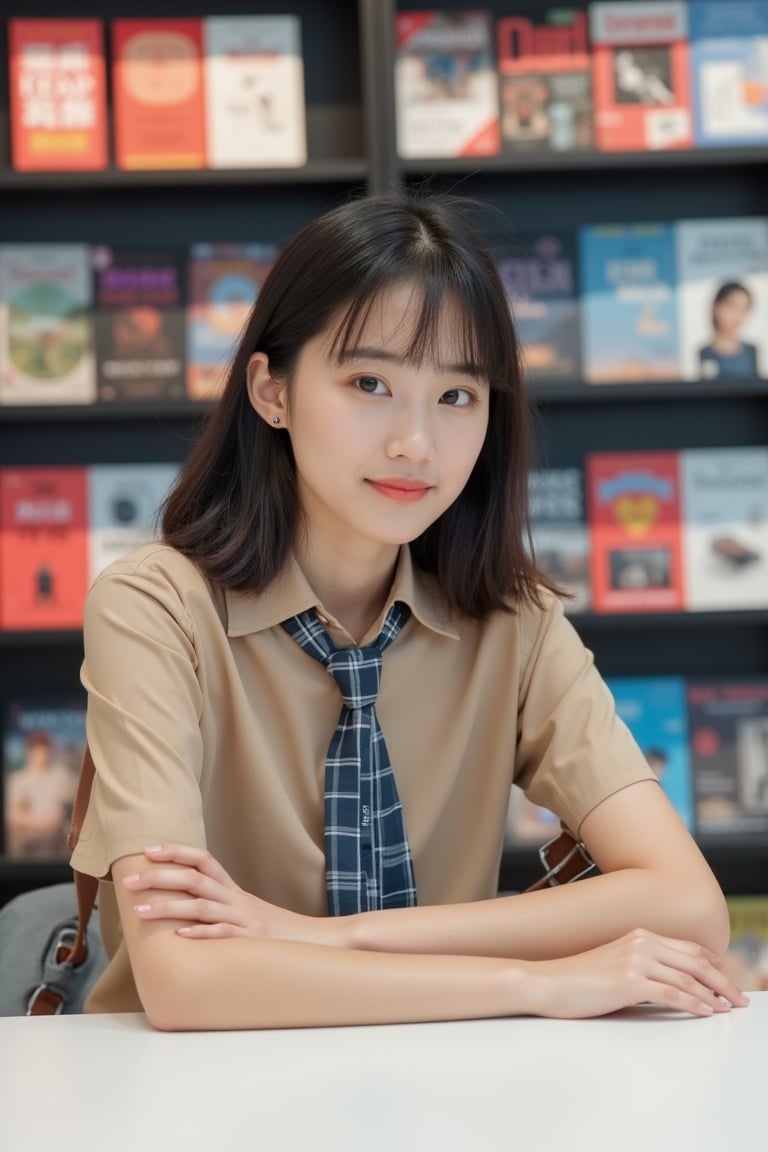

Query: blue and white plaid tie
[[281, 602, 417, 916]]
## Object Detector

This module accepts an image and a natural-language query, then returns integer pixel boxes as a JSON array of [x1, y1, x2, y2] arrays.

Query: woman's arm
[[112, 848, 745, 1031]]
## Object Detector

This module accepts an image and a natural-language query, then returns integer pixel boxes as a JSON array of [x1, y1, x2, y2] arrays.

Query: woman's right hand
[[519, 928, 749, 1019]]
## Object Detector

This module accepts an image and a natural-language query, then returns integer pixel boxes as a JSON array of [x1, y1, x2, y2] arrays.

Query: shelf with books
[[400, 146, 768, 176], [531, 379, 768, 404]]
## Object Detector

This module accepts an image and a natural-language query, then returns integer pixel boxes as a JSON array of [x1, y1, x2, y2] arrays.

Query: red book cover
[[112, 19, 206, 169], [8, 19, 107, 171], [0, 467, 89, 631], [589, 2, 692, 152], [587, 451, 684, 613]]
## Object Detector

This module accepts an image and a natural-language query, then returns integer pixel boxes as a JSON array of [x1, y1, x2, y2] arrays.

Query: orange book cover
[[8, 19, 107, 171], [0, 467, 89, 631], [587, 451, 685, 613], [112, 19, 206, 169], [589, 2, 692, 152]]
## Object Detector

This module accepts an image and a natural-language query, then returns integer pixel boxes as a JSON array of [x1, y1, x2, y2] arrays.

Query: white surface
[[1, 995, 766, 1152]]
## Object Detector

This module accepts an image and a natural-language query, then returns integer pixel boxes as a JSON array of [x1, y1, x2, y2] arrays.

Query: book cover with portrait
[[2, 696, 86, 859], [494, 230, 581, 382], [92, 247, 186, 403], [689, 0, 768, 148], [203, 15, 306, 168], [0, 466, 88, 630], [722, 896, 768, 991], [676, 216, 768, 382], [0, 243, 95, 405], [8, 18, 107, 171], [687, 679, 768, 836], [394, 10, 500, 158], [579, 222, 680, 383], [589, 1, 692, 151], [112, 18, 206, 169], [87, 462, 179, 581], [186, 242, 279, 401], [496, 6, 593, 154], [606, 675, 693, 828], [680, 447, 768, 611], [586, 450, 684, 613], [529, 466, 590, 612]]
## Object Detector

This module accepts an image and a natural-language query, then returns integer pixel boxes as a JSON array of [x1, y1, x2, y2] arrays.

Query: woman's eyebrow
[[337, 345, 485, 379]]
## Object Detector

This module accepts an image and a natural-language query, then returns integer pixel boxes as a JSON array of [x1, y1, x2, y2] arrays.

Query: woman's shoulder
[[85, 543, 223, 628]]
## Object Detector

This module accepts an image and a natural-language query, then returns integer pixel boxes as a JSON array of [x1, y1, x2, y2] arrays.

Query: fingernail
[[133, 904, 151, 913], [145, 845, 163, 853], [177, 926, 193, 935], [122, 874, 140, 886]]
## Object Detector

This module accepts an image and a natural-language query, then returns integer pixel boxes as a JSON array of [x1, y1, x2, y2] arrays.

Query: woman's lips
[[367, 478, 432, 502]]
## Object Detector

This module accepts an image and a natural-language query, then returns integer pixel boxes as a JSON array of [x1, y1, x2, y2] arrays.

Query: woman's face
[[713, 289, 752, 337], [278, 281, 490, 558]]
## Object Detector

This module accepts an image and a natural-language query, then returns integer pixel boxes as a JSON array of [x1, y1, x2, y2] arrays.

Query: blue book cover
[[606, 675, 693, 828], [579, 222, 680, 383], [689, 1, 768, 146]]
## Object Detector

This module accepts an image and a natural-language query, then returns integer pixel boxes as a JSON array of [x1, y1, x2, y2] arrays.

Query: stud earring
[[272, 416, 280, 425]]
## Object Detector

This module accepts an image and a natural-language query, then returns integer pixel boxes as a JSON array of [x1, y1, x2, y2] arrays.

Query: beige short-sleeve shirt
[[72, 543, 655, 1012]]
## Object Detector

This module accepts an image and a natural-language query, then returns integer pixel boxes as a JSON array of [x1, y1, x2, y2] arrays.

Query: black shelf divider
[[401, 146, 768, 177]]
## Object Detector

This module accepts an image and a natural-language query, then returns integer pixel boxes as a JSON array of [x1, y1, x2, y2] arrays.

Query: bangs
[[325, 272, 515, 390]]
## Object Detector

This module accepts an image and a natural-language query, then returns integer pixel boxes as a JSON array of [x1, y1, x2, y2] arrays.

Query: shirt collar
[[223, 546, 459, 641]]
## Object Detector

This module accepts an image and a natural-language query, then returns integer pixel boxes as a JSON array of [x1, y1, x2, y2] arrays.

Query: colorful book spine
[[689, 0, 768, 147], [112, 19, 206, 169], [497, 7, 593, 153], [580, 222, 680, 383], [394, 10, 501, 158], [589, 1, 692, 151], [0, 466, 89, 631], [203, 16, 306, 168], [587, 450, 684, 613], [8, 18, 107, 171]]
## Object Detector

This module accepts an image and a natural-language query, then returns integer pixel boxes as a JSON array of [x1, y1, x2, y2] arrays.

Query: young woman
[[71, 193, 747, 1029], [699, 281, 759, 379]]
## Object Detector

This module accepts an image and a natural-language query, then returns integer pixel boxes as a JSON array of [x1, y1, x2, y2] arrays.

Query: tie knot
[[325, 646, 382, 709]]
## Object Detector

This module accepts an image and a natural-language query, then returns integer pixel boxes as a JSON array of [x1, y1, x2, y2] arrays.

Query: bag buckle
[[538, 832, 595, 887], [26, 984, 64, 1016]]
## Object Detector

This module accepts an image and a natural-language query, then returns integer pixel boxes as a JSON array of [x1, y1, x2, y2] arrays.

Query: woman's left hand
[[122, 843, 347, 949]]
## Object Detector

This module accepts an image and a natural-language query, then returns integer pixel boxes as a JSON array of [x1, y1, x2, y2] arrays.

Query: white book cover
[[204, 16, 306, 168], [676, 216, 768, 381], [0, 243, 95, 405], [394, 10, 500, 158], [87, 463, 179, 582], [681, 447, 768, 610], [529, 467, 590, 612]]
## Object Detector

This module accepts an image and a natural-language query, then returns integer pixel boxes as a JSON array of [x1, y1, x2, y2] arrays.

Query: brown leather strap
[[27, 745, 99, 1016], [523, 830, 595, 892]]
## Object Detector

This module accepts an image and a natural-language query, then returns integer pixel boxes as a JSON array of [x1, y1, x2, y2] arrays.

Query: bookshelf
[[1, 0, 767, 905]]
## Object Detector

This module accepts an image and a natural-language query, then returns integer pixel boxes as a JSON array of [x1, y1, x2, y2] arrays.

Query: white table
[[1, 995, 765, 1152]]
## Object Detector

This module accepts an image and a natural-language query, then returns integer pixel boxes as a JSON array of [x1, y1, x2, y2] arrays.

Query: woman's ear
[[246, 352, 288, 428]]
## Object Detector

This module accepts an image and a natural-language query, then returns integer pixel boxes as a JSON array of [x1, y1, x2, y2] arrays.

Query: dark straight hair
[[162, 191, 556, 619]]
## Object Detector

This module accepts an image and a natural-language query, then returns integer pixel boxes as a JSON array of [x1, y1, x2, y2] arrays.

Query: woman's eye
[[440, 388, 473, 407], [355, 375, 388, 395]]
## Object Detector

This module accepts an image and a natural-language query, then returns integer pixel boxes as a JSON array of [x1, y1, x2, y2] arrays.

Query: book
[[497, 7, 593, 153], [8, 18, 107, 171], [722, 896, 768, 991], [689, 1, 768, 148], [203, 16, 306, 168], [680, 447, 768, 611], [587, 450, 684, 613], [579, 222, 680, 383], [112, 19, 206, 170], [0, 244, 96, 406], [675, 216, 768, 381], [606, 675, 693, 827], [87, 462, 179, 581], [687, 679, 768, 836], [589, 1, 692, 151], [0, 466, 88, 631], [494, 230, 582, 381], [394, 10, 500, 158], [529, 466, 590, 612], [186, 242, 279, 401], [92, 247, 186, 404], [2, 696, 86, 859]]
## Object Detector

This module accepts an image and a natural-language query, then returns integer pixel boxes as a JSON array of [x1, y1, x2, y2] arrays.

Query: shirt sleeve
[[71, 550, 207, 878], [514, 590, 657, 837]]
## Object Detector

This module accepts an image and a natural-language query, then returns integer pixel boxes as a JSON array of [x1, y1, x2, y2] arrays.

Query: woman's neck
[[295, 534, 400, 644]]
